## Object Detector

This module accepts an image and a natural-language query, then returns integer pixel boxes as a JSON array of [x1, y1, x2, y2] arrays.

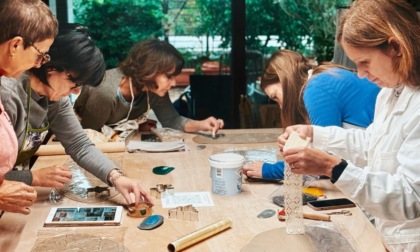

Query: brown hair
[[338, 0, 420, 87], [261, 50, 311, 127], [0, 0, 58, 47], [119, 39, 184, 89], [261, 49, 353, 127]]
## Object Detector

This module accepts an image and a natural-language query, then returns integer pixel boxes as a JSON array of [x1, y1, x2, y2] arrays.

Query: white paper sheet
[[161, 192, 214, 208]]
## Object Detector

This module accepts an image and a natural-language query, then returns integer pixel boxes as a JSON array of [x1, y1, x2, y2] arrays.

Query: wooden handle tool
[[303, 212, 331, 221], [278, 209, 331, 222]]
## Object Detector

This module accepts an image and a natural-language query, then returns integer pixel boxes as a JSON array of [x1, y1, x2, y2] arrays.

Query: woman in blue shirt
[[243, 49, 380, 179]]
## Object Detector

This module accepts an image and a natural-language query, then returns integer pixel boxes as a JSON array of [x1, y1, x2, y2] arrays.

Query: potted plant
[[174, 50, 198, 87]]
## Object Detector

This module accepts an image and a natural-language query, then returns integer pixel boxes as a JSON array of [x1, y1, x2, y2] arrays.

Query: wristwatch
[[330, 159, 348, 184], [107, 168, 125, 187]]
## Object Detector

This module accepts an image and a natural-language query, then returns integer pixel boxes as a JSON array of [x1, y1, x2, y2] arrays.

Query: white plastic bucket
[[208, 153, 245, 195]]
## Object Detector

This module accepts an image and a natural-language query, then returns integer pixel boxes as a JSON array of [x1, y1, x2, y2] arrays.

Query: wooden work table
[[0, 128, 386, 251]]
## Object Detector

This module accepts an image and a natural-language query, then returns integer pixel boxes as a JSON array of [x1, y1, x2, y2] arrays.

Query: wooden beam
[[231, 0, 246, 128]]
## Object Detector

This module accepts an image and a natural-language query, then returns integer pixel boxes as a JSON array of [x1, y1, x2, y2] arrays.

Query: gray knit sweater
[[74, 68, 188, 131], [0, 74, 117, 185]]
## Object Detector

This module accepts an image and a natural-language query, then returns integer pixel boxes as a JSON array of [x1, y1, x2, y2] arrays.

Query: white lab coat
[[313, 86, 420, 252]]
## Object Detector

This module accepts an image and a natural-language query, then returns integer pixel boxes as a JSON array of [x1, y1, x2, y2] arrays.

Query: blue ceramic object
[[138, 215, 164, 230]]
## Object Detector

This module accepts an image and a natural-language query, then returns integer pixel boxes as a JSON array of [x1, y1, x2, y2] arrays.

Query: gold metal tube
[[168, 218, 232, 252]]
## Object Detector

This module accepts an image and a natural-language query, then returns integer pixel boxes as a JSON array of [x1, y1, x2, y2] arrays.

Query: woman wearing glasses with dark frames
[[0, 1, 56, 78], [1, 24, 153, 207], [0, 0, 57, 216]]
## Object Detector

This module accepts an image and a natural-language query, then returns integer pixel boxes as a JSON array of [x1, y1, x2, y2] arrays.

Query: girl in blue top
[[242, 49, 380, 179]]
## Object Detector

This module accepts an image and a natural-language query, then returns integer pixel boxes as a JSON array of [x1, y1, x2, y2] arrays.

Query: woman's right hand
[[138, 119, 157, 131], [278, 125, 313, 153], [31, 165, 72, 188], [0, 180, 37, 214], [113, 176, 154, 207]]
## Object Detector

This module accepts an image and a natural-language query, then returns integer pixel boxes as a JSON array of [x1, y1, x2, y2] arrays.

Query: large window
[[49, 0, 354, 128], [50, 0, 354, 69]]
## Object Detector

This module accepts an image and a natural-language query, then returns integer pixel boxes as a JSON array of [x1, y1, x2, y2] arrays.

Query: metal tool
[[150, 184, 174, 199], [48, 188, 62, 204], [195, 132, 225, 140], [168, 204, 198, 221], [326, 210, 352, 216], [86, 186, 111, 198]]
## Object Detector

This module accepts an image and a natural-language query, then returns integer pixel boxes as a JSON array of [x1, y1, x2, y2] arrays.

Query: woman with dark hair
[[74, 39, 223, 137], [0, 0, 58, 215], [279, 0, 420, 250], [1, 24, 153, 206], [243, 49, 380, 179]]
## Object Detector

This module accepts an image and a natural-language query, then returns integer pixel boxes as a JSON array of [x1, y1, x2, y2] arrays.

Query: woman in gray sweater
[[1, 24, 153, 206], [74, 39, 224, 135]]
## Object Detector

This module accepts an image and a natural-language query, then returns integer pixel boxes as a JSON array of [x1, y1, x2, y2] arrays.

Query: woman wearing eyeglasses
[[0, 0, 57, 215], [1, 24, 153, 207]]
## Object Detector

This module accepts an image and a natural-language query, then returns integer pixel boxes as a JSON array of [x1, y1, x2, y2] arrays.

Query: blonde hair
[[338, 0, 420, 87]]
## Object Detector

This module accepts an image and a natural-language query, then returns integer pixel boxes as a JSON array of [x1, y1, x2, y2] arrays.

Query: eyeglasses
[[66, 72, 83, 90], [27, 41, 51, 65]]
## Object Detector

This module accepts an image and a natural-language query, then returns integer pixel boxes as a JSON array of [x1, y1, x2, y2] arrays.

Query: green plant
[[178, 49, 211, 73], [276, 0, 353, 61], [73, 0, 163, 68], [73, 0, 354, 67]]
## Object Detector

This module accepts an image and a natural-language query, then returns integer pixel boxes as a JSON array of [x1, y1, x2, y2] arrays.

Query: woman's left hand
[[31, 165, 72, 188], [282, 146, 341, 177], [242, 161, 264, 178], [113, 176, 154, 207]]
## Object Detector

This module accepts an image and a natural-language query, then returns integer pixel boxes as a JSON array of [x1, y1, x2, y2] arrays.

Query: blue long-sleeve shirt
[[262, 162, 285, 179], [262, 68, 380, 180]]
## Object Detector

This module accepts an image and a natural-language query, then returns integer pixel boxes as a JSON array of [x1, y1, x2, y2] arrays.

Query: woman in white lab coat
[[278, 0, 420, 251]]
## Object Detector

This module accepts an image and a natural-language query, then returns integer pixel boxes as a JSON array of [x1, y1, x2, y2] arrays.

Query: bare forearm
[[183, 119, 203, 132]]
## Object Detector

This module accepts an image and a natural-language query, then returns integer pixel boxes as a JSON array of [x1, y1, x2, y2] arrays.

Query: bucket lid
[[208, 152, 245, 168]]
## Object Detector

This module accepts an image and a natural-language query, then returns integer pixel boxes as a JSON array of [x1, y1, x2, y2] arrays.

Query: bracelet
[[108, 168, 125, 187], [330, 159, 348, 184]]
